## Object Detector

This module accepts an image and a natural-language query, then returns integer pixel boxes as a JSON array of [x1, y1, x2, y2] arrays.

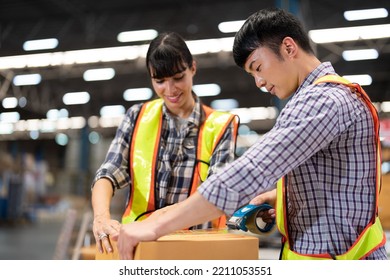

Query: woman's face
[[150, 61, 196, 117]]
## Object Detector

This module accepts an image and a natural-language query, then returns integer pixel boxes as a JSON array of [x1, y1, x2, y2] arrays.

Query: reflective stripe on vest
[[122, 99, 237, 225], [275, 75, 386, 260]]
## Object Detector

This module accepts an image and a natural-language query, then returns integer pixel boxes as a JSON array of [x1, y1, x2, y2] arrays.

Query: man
[[113, 8, 387, 260]]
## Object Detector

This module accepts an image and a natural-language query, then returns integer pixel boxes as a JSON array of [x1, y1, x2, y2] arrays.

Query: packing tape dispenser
[[226, 203, 275, 235]]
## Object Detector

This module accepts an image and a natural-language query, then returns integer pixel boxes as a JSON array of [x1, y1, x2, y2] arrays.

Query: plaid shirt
[[93, 95, 236, 211], [198, 62, 387, 259]]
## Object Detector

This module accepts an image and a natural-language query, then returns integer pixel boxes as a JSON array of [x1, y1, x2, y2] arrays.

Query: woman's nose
[[165, 79, 176, 93]]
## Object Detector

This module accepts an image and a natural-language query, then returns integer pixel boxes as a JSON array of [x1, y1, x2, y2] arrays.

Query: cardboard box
[[95, 229, 259, 260]]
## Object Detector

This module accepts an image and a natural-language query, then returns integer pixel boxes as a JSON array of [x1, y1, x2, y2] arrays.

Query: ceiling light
[[0, 111, 20, 123], [69, 117, 86, 129], [193, 83, 221, 97], [117, 29, 158, 43], [381, 102, 390, 113], [2, 97, 18, 109], [47, 108, 69, 120], [0, 123, 13, 134], [210, 99, 239, 110], [308, 24, 390, 44], [186, 37, 234, 54], [123, 88, 153, 101], [55, 133, 69, 146], [344, 8, 388, 21], [342, 49, 379, 61], [23, 38, 59, 51], [100, 105, 125, 117], [0, 37, 235, 69], [342, 74, 372, 86], [63, 91, 90, 105], [218, 20, 245, 33], [88, 131, 100, 144], [13, 73, 42, 86], [83, 68, 115, 81], [40, 120, 56, 133], [19, 97, 27, 108]]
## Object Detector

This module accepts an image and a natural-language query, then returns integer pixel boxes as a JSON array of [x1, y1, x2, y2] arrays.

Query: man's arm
[[114, 192, 224, 259]]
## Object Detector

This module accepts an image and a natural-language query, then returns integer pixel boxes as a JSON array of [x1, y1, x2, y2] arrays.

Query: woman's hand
[[93, 216, 121, 253]]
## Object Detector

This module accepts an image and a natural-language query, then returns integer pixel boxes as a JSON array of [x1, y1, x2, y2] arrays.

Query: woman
[[91, 32, 238, 254]]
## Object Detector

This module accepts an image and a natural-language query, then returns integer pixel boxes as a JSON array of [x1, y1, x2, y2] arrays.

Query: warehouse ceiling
[[0, 0, 389, 134]]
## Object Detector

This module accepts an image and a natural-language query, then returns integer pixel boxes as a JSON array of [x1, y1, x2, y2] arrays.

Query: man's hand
[[250, 189, 276, 222]]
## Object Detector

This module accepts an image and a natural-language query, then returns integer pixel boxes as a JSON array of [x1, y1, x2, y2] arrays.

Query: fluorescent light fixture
[[344, 8, 388, 21], [230, 106, 278, 123], [69, 117, 86, 129], [0, 111, 20, 123], [63, 91, 90, 105], [210, 98, 238, 110], [117, 29, 158, 43], [123, 87, 153, 101], [186, 37, 234, 54], [0, 123, 14, 134], [193, 83, 221, 97], [343, 74, 372, 86], [26, 119, 40, 131], [100, 105, 125, 117], [308, 24, 390, 43], [342, 49, 379, 61], [0, 37, 236, 69], [88, 116, 99, 128], [218, 20, 245, 33], [19, 97, 27, 107], [83, 68, 115, 81], [13, 73, 42, 86], [89, 131, 100, 144], [2, 97, 18, 109], [23, 38, 59, 51], [40, 120, 56, 133], [381, 102, 390, 113], [46, 108, 69, 120], [55, 133, 69, 146], [99, 116, 123, 128]]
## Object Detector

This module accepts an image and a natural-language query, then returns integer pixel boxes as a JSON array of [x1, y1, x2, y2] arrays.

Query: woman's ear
[[191, 60, 197, 75]]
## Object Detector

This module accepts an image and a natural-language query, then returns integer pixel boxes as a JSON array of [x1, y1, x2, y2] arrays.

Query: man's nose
[[255, 76, 266, 89]]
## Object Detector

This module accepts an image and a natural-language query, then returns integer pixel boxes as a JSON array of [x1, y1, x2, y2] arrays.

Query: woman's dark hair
[[146, 32, 193, 79], [233, 8, 314, 68]]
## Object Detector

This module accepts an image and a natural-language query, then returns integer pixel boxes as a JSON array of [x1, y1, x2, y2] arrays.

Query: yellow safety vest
[[122, 99, 238, 226], [276, 75, 386, 260]]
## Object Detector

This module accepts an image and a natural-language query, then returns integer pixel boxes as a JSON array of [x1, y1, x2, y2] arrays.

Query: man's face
[[244, 45, 298, 100]]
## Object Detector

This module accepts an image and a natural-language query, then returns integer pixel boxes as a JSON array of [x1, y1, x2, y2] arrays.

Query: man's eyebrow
[[248, 60, 255, 71]]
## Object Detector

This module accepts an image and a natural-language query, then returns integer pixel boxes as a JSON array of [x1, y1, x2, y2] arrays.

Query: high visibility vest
[[276, 75, 386, 260], [122, 99, 238, 226]]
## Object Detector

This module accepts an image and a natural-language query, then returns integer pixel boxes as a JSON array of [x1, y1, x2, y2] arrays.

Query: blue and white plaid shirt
[[198, 62, 387, 259]]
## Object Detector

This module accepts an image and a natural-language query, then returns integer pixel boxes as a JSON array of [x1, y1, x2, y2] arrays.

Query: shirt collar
[[296, 61, 336, 93], [161, 93, 201, 127]]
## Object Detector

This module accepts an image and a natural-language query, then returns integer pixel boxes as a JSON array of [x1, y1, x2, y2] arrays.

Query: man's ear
[[282, 37, 298, 58]]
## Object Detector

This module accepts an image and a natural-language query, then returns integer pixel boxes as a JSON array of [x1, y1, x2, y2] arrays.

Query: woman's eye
[[174, 75, 184, 81], [256, 65, 261, 72]]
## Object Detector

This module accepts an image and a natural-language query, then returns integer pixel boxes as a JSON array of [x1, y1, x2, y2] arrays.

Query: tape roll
[[245, 204, 275, 235]]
